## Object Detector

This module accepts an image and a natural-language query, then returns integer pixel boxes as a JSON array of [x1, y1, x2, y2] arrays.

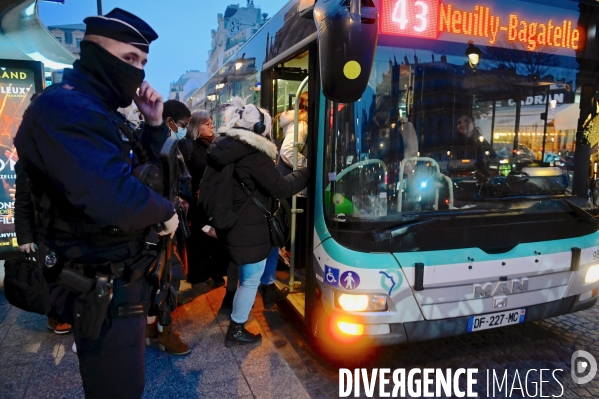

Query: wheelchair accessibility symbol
[[324, 265, 340, 287]]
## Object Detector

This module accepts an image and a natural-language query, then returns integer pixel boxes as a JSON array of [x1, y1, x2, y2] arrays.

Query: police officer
[[14, 9, 178, 399]]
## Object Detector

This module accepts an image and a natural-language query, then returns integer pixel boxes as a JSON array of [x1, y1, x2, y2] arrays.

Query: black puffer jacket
[[179, 138, 210, 226], [179, 138, 210, 198], [207, 128, 309, 266]]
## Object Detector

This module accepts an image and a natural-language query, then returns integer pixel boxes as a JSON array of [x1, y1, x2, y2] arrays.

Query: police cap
[[83, 8, 158, 53]]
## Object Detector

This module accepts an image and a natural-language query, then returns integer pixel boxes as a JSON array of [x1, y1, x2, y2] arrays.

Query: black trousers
[[51, 274, 151, 399], [186, 223, 228, 284]]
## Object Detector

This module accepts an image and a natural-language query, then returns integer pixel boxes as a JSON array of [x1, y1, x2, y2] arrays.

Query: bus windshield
[[322, 21, 596, 251]]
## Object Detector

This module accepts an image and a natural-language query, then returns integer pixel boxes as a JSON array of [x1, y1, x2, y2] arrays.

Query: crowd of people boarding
[[16, 95, 309, 354]]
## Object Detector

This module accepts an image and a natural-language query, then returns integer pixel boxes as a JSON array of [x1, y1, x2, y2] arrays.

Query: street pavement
[[1, 281, 598, 399], [0, 285, 310, 399], [258, 300, 599, 399]]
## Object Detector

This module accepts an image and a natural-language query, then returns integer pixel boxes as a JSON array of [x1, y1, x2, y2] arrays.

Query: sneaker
[[47, 315, 72, 335]]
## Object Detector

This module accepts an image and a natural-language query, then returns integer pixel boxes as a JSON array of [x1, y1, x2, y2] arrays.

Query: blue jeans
[[231, 258, 267, 323], [261, 246, 279, 286]]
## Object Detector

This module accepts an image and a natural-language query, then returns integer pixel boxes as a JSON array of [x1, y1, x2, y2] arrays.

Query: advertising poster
[[0, 60, 44, 254]]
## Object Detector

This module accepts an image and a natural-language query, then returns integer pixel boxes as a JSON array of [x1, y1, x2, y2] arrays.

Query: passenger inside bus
[[272, 90, 309, 270], [454, 114, 496, 177], [277, 91, 309, 175], [325, 92, 421, 217]]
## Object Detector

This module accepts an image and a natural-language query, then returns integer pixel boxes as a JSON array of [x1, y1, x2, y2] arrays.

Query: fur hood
[[217, 126, 278, 160]]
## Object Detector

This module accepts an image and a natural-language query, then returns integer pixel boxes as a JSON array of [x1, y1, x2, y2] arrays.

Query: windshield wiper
[[371, 218, 438, 242], [561, 199, 599, 226], [369, 207, 523, 242]]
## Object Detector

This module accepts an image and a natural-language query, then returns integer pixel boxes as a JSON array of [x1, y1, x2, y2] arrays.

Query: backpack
[[199, 163, 250, 230], [178, 138, 194, 162]]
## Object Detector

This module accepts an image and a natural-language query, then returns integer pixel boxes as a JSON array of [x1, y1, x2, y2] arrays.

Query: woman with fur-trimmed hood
[[206, 96, 309, 347]]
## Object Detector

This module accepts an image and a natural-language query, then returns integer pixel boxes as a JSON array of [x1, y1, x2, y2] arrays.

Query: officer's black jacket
[[14, 161, 36, 246], [14, 67, 175, 260]]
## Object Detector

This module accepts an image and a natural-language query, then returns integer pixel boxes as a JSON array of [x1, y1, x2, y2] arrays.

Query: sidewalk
[[0, 285, 311, 399]]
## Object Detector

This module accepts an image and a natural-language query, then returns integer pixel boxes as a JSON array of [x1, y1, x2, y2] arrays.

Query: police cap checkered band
[[83, 8, 158, 53]]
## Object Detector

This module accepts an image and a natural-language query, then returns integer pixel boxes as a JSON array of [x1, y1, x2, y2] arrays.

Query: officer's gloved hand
[[157, 213, 179, 238]]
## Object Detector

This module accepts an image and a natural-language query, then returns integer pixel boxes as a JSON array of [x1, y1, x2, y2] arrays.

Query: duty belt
[[66, 247, 154, 283], [109, 303, 146, 319]]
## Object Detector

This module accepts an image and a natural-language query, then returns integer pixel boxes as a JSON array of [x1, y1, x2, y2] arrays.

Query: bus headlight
[[337, 321, 364, 335], [585, 264, 599, 284], [336, 293, 387, 311]]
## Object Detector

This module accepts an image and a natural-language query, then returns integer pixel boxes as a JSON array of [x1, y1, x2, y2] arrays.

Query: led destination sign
[[380, 0, 584, 53]]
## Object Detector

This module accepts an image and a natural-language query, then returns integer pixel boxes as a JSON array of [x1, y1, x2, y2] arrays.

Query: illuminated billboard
[[0, 60, 44, 254], [380, 0, 584, 55]]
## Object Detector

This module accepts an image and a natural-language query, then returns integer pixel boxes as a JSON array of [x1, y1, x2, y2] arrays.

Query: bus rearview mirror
[[314, 0, 378, 103]]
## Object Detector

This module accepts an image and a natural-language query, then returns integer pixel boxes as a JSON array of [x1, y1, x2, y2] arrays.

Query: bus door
[[269, 63, 308, 146], [266, 52, 311, 300]]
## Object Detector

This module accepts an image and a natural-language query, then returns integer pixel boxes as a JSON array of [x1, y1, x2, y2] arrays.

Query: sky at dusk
[[37, 0, 286, 97]]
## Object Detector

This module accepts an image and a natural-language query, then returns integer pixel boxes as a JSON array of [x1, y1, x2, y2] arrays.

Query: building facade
[[207, 1, 268, 76], [47, 24, 85, 58], [180, 1, 269, 111], [168, 70, 208, 104]]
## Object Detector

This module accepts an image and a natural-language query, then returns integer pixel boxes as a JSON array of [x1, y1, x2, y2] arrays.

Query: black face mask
[[77, 40, 145, 108]]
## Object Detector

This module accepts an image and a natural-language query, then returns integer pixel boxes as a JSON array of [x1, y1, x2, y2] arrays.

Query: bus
[[194, 0, 599, 348]]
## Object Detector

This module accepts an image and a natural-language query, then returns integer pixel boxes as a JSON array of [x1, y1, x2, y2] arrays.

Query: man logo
[[473, 278, 529, 298]]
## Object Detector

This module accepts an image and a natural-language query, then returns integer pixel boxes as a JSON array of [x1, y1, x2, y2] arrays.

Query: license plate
[[467, 308, 526, 332]]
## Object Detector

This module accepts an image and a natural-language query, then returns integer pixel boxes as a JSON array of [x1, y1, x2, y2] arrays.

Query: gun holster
[[56, 268, 95, 294], [71, 272, 112, 340]]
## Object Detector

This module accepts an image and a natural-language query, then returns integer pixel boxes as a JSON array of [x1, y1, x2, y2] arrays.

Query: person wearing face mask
[[177, 110, 227, 303], [164, 99, 191, 141], [14, 9, 178, 398], [162, 100, 193, 203], [142, 99, 192, 356]]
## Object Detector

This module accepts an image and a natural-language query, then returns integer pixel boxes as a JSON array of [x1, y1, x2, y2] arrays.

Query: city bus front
[[310, 0, 599, 347]]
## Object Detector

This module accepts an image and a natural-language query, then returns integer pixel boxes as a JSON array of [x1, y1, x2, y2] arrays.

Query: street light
[[235, 53, 245, 71], [465, 41, 482, 69], [215, 77, 227, 90], [206, 93, 216, 112], [97, 0, 102, 15]]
